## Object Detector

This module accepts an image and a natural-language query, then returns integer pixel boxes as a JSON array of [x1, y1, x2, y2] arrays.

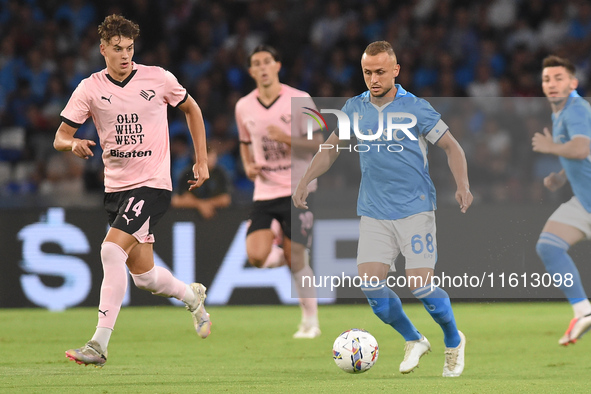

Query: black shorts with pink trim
[[104, 187, 171, 243], [247, 195, 315, 248]]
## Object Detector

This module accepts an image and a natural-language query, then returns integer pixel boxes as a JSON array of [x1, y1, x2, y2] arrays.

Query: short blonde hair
[[364, 41, 396, 61]]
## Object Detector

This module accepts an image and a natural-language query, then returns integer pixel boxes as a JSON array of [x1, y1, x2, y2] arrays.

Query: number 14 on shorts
[[124, 197, 145, 217]]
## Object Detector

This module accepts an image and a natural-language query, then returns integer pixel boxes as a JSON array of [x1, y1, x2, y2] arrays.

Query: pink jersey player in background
[[235, 45, 324, 338], [54, 14, 211, 367]]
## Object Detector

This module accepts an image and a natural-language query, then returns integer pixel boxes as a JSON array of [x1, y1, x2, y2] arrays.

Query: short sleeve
[[235, 99, 251, 143], [163, 69, 188, 108], [295, 94, 321, 138], [60, 80, 91, 127], [418, 99, 448, 144], [425, 119, 449, 144], [566, 100, 591, 139], [339, 99, 354, 137], [416, 100, 441, 135]]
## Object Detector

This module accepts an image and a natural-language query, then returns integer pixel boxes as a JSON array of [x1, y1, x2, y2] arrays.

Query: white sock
[[262, 245, 287, 268], [292, 264, 318, 322], [91, 327, 113, 351], [302, 314, 319, 327], [182, 284, 196, 306], [573, 299, 591, 318]]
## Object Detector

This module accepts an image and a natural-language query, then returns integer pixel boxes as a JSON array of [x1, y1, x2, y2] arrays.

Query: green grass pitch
[[1, 302, 590, 393]]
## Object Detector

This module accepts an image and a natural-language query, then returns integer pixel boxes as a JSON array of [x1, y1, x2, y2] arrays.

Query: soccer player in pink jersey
[[235, 45, 324, 338], [53, 15, 212, 367]]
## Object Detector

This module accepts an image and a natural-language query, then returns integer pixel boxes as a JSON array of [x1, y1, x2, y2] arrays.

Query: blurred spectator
[[539, 2, 570, 51], [0, 37, 22, 101], [467, 63, 501, 113], [326, 48, 354, 88], [309, 0, 349, 50], [518, 0, 549, 29], [38, 151, 86, 206], [568, 1, 591, 41], [54, 0, 96, 39], [123, 0, 163, 49], [170, 134, 193, 191], [180, 46, 212, 86], [447, 7, 479, 69], [171, 145, 232, 220], [360, 3, 385, 42], [21, 48, 52, 102], [223, 17, 264, 56], [209, 114, 238, 182], [487, 0, 517, 30], [506, 18, 541, 53]]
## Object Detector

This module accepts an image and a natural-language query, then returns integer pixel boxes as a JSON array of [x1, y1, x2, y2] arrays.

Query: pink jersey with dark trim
[[235, 84, 318, 201], [60, 63, 187, 192]]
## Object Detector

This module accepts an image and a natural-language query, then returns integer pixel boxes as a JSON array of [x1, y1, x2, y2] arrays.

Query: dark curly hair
[[98, 14, 140, 44]]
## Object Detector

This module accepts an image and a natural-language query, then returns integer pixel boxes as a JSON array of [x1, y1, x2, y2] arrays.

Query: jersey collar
[[567, 89, 581, 102], [106, 62, 138, 88], [560, 90, 582, 113], [256, 83, 284, 109], [362, 84, 407, 103]]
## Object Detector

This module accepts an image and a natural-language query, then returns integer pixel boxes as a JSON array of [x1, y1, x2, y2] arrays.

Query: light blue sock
[[413, 285, 460, 348], [361, 280, 421, 341], [536, 232, 588, 304]]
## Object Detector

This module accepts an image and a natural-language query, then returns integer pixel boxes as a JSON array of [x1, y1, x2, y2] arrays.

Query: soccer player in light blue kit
[[293, 41, 472, 377], [532, 55, 591, 346]]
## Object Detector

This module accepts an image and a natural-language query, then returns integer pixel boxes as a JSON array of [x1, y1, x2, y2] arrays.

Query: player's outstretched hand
[[543, 171, 567, 191], [456, 188, 473, 213], [532, 127, 554, 154], [188, 162, 210, 191], [292, 183, 309, 210], [71, 139, 96, 159]]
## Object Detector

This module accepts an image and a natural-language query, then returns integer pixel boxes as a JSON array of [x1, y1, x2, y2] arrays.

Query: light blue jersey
[[341, 84, 448, 220], [552, 91, 591, 213]]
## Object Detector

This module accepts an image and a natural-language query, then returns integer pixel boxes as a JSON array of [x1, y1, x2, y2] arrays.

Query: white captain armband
[[425, 119, 448, 144]]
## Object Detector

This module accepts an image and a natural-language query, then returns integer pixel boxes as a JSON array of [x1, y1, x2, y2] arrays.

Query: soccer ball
[[332, 329, 379, 373]]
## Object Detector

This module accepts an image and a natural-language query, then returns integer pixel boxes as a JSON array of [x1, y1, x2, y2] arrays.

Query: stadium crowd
[[1, 0, 590, 208]]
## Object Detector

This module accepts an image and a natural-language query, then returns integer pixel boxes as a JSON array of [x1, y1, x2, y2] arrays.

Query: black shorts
[[104, 187, 171, 243], [247, 195, 315, 248]]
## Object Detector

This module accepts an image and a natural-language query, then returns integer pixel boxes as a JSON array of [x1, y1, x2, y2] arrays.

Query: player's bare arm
[[293, 131, 344, 209], [239, 142, 262, 181], [532, 127, 591, 159], [436, 131, 473, 213], [292, 131, 325, 153], [53, 122, 96, 159], [179, 95, 209, 190], [267, 124, 324, 153]]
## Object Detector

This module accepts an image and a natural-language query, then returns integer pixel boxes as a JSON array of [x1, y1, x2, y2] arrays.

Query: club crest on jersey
[[140, 89, 156, 101], [280, 114, 291, 123]]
